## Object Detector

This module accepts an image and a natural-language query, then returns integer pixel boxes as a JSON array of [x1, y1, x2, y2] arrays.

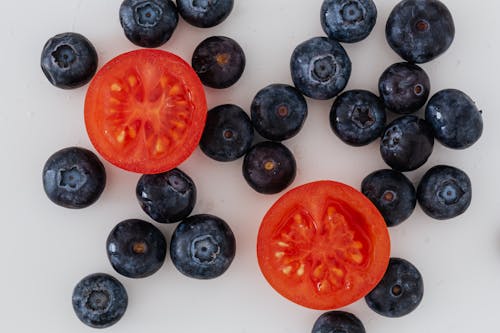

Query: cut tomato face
[[84, 49, 207, 174], [257, 180, 391, 310]]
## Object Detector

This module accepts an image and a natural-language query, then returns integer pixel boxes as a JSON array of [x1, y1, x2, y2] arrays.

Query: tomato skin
[[257, 180, 390, 310]]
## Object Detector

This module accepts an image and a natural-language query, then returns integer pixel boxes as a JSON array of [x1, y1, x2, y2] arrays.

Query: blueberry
[[107, 219, 167, 278], [72, 273, 128, 328], [380, 115, 434, 172], [242, 141, 296, 194], [136, 169, 196, 224], [329, 89, 386, 146], [386, 0, 455, 64], [42, 147, 106, 209], [290, 37, 351, 100], [200, 104, 254, 161], [365, 257, 423, 317], [251, 84, 308, 141], [379, 62, 430, 114], [170, 214, 236, 279], [312, 311, 366, 333], [192, 36, 245, 89], [361, 169, 416, 227], [425, 89, 483, 149], [40, 32, 98, 89], [320, 0, 377, 43], [120, 0, 179, 48], [177, 0, 234, 28], [417, 165, 472, 220]]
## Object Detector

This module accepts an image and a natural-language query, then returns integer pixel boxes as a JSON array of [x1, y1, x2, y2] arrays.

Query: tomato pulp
[[257, 181, 391, 310], [84, 49, 207, 174]]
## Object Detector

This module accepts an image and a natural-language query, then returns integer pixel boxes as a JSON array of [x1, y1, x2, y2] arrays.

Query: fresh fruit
[[290, 37, 351, 100], [40, 32, 98, 89], [329, 89, 386, 146], [136, 168, 196, 223], [106, 219, 167, 278], [257, 181, 391, 310], [417, 165, 472, 220], [250, 84, 308, 141], [42, 147, 106, 209], [119, 0, 179, 48], [365, 257, 423, 317], [84, 49, 207, 174], [191, 36, 246, 89], [177, 0, 234, 28], [170, 214, 236, 279], [312, 311, 366, 333], [199, 104, 254, 161], [72, 273, 128, 328]]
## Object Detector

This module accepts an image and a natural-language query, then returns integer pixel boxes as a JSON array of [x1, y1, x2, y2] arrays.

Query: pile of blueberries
[[40, 0, 483, 331]]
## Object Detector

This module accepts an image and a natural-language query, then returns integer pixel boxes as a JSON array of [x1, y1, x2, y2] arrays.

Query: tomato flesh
[[257, 180, 390, 310]]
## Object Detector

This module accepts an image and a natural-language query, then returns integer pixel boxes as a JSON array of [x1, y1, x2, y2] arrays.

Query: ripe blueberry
[[177, 0, 234, 28], [312, 311, 366, 333]]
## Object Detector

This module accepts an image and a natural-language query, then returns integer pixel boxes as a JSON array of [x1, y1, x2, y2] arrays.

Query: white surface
[[1, 0, 499, 332]]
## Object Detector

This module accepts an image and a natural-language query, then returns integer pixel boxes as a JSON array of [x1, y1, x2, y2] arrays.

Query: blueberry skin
[[107, 219, 167, 278], [136, 169, 196, 224], [42, 147, 106, 209], [425, 89, 483, 149], [170, 214, 236, 279], [251, 84, 308, 141], [40, 32, 98, 89], [177, 0, 233, 28], [417, 165, 472, 220], [365, 257, 423, 317], [380, 115, 434, 172], [361, 169, 416, 227], [192, 36, 245, 89], [379, 62, 430, 114], [120, 0, 178, 48], [312, 311, 366, 333], [72, 273, 128, 328], [330, 89, 386, 146], [290, 37, 351, 100], [386, 0, 455, 64], [320, 0, 377, 43], [242, 141, 297, 194], [200, 104, 254, 161]]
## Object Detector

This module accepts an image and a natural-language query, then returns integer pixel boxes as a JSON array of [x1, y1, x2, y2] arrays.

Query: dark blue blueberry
[[42, 147, 106, 209], [365, 257, 423, 317], [312, 311, 365, 333], [380, 115, 434, 172], [72, 273, 128, 328], [106, 219, 167, 278], [200, 104, 254, 161], [379, 62, 430, 114], [120, 0, 178, 48], [40, 32, 98, 89], [320, 0, 377, 43], [361, 169, 416, 227], [242, 141, 296, 194], [386, 0, 455, 64], [425, 89, 483, 149], [136, 168, 196, 224], [192, 36, 245, 89], [177, 0, 233, 28], [170, 214, 236, 279], [417, 165, 472, 220], [329, 89, 386, 146], [290, 37, 351, 100], [251, 84, 308, 141]]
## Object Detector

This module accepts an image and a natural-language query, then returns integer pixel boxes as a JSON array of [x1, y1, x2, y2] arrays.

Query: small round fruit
[[312, 311, 366, 333], [177, 0, 234, 28]]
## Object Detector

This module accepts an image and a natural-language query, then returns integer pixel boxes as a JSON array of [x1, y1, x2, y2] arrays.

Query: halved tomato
[[84, 49, 207, 174], [257, 180, 390, 310]]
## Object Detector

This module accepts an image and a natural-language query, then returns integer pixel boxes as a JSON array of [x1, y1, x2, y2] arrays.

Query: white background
[[1, 0, 499, 332]]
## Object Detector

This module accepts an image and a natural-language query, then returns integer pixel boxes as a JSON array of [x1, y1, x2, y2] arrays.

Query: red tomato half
[[257, 181, 390, 310], [85, 49, 207, 174]]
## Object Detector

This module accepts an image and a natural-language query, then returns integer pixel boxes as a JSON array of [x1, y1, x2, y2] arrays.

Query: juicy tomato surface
[[85, 49, 207, 174], [257, 180, 391, 310]]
